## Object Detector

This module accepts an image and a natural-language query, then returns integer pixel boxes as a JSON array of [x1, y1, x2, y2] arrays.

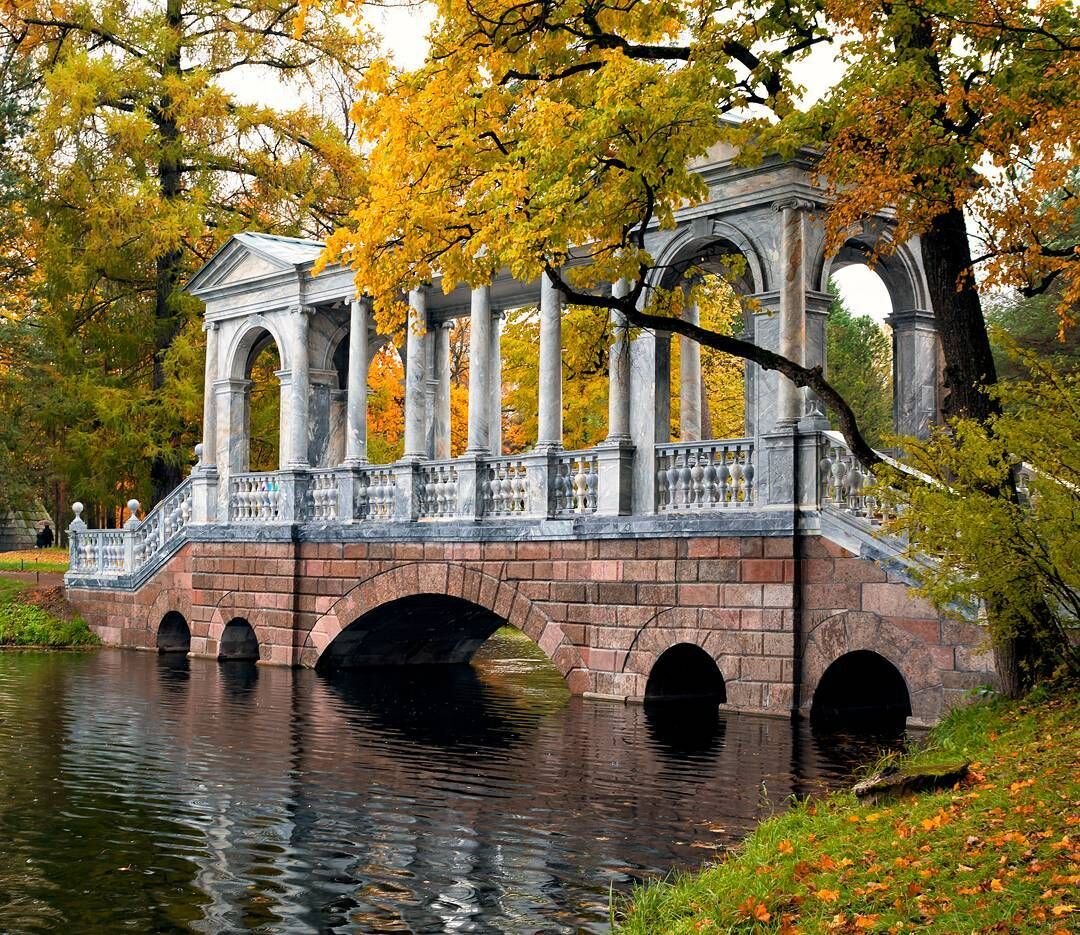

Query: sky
[[225, 6, 893, 324]]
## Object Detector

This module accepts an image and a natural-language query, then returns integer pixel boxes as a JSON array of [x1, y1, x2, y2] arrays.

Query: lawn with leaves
[[0, 577, 98, 648], [615, 691, 1079, 934], [0, 547, 69, 573]]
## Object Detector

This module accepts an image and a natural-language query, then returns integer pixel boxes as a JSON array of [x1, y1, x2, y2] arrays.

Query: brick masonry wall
[[67, 534, 997, 723]]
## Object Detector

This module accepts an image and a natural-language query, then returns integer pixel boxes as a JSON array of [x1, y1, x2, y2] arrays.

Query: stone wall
[[67, 533, 996, 724]]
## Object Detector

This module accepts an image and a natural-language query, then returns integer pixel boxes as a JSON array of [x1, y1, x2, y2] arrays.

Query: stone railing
[[482, 457, 530, 517], [418, 461, 459, 519], [69, 524, 129, 577], [132, 478, 194, 566], [229, 472, 283, 523], [655, 439, 756, 513], [554, 450, 599, 516], [305, 469, 340, 522], [818, 432, 902, 526], [354, 465, 397, 520]]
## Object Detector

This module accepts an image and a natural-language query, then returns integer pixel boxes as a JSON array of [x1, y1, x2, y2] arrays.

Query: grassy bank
[[616, 691, 1079, 934], [0, 577, 98, 648]]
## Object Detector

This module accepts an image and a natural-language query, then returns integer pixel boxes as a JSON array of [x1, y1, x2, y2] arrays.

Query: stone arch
[[207, 592, 277, 664], [301, 563, 587, 688], [813, 224, 929, 314], [801, 610, 943, 726], [144, 587, 193, 651], [225, 314, 290, 381], [620, 606, 725, 701], [650, 219, 768, 296], [645, 642, 727, 703], [218, 617, 260, 662], [156, 610, 191, 653]]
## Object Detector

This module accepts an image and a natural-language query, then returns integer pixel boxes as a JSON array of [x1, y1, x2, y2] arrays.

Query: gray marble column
[[433, 320, 453, 459], [466, 285, 491, 454], [536, 272, 562, 449], [489, 308, 504, 456], [200, 322, 219, 470], [606, 279, 631, 443], [403, 289, 428, 459], [287, 306, 311, 468], [775, 199, 812, 427], [889, 307, 940, 438], [679, 302, 702, 441], [343, 298, 369, 464], [216, 378, 251, 473]]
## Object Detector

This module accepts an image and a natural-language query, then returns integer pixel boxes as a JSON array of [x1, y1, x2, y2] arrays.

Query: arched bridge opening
[[315, 594, 512, 674], [156, 611, 190, 654], [218, 618, 260, 662], [645, 643, 726, 704], [810, 650, 912, 732]]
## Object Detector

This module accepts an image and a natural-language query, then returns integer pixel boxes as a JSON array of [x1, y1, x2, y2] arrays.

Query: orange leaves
[[778, 839, 794, 855], [736, 897, 771, 923], [814, 888, 840, 903]]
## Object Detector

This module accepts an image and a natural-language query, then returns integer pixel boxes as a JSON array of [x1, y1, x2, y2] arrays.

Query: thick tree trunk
[[149, 0, 185, 504], [918, 207, 999, 423]]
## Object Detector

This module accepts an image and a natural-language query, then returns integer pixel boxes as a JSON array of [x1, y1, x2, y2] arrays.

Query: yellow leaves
[[815, 888, 840, 903], [778, 839, 794, 855]]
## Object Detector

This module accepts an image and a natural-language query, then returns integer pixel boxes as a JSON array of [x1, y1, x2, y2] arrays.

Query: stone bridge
[[64, 144, 996, 727]]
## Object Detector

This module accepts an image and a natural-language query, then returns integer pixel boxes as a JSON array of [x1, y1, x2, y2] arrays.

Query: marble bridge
[[64, 145, 996, 727]]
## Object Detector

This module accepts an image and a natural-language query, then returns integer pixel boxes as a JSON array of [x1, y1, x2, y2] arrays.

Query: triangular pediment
[[185, 232, 325, 297]]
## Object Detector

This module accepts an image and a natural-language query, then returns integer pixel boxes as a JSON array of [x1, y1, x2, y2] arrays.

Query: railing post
[[191, 452, 219, 525], [523, 450, 556, 518], [67, 503, 86, 573], [758, 429, 797, 508], [797, 408, 831, 510], [275, 469, 309, 523], [595, 441, 634, 516], [453, 454, 486, 521], [337, 466, 360, 523], [391, 461, 420, 521]]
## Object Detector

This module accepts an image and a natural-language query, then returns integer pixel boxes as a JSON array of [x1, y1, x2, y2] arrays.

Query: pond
[[0, 632, 907, 933]]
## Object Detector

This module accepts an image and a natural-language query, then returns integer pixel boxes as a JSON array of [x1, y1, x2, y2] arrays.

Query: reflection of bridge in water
[[65, 145, 996, 727], [13, 647, 897, 933]]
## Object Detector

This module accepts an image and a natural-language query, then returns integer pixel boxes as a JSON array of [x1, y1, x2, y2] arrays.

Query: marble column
[[536, 272, 563, 450], [775, 199, 812, 427], [287, 306, 311, 468], [606, 279, 631, 443], [433, 321, 453, 459], [466, 285, 491, 454], [343, 298, 369, 465], [216, 378, 251, 473], [489, 308, 504, 456], [403, 288, 428, 459], [200, 322, 219, 470], [889, 307, 940, 438], [679, 302, 702, 441]]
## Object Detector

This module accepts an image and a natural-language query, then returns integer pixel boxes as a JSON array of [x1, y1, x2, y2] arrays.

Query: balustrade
[[354, 466, 397, 520], [818, 433, 895, 525], [418, 462, 460, 519], [306, 470, 340, 522], [554, 451, 599, 515], [483, 458, 529, 517], [229, 473, 283, 523], [655, 440, 756, 513], [69, 529, 128, 576]]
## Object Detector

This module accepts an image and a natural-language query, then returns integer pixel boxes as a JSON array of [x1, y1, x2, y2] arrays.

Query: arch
[[218, 617, 260, 661], [225, 314, 290, 381], [645, 642, 726, 703], [208, 592, 279, 663], [801, 610, 943, 726], [157, 610, 191, 654], [144, 587, 194, 652], [810, 650, 911, 731], [814, 228, 929, 315], [302, 564, 587, 690], [650, 219, 768, 296]]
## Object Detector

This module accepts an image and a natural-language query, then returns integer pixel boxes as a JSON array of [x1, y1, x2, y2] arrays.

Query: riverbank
[[0, 576, 99, 649], [615, 690, 1079, 933]]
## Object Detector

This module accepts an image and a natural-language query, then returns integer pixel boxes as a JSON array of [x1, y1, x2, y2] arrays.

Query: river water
[[0, 633, 905, 934]]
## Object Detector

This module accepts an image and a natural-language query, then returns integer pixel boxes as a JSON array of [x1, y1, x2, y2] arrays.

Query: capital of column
[[213, 377, 252, 393], [288, 304, 315, 316], [772, 197, 816, 214], [887, 307, 937, 330], [202, 320, 219, 333]]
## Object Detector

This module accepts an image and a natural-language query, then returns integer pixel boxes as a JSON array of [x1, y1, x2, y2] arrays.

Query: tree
[[2, 0, 369, 504], [317, 0, 1078, 695], [824, 293, 892, 451], [881, 355, 1080, 686]]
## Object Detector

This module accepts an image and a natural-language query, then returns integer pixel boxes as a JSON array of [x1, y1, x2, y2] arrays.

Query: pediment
[[185, 232, 325, 297]]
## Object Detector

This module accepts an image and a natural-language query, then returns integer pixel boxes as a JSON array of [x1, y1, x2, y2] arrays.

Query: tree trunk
[[149, 0, 186, 505], [918, 207, 999, 423]]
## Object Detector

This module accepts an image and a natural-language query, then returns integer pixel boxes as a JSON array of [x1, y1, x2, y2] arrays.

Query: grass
[[0, 577, 99, 648], [614, 690, 1079, 934], [0, 547, 69, 573]]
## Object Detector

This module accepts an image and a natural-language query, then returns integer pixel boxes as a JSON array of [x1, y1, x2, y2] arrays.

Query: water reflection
[[644, 700, 727, 757], [0, 638, 908, 934]]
